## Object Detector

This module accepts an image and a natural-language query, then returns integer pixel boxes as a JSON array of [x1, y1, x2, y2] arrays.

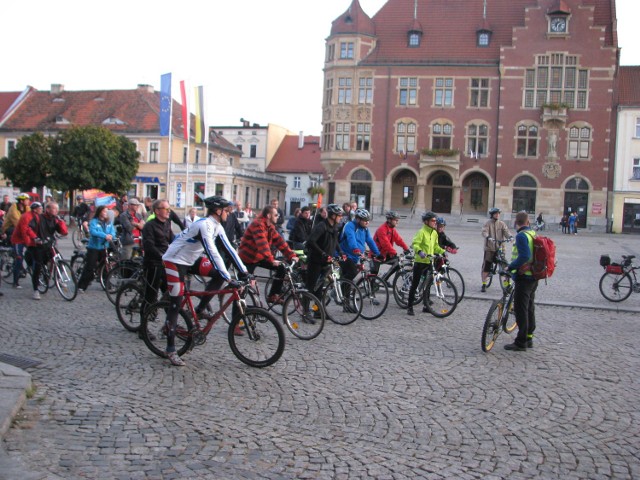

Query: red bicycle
[[140, 280, 285, 368]]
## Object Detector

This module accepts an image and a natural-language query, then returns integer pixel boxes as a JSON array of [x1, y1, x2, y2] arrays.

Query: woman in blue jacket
[[338, 208, 381, 283], [77, 206, 116, 291]]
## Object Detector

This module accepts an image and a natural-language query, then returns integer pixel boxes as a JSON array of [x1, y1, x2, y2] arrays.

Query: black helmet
[[326, 204, 345, 216], [385, 210, 400, 220], [204, 196, 232, 210], [354, 208, 371, 221], [421, 211, 437, 222], [489, 207, 501, 216], [436, 217, 446, 226]]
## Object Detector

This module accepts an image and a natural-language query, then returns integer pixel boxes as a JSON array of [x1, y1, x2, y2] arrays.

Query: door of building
[[564, 192, 588, 229]]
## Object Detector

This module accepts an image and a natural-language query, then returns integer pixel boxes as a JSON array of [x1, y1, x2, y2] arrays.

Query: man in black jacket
[[304, 204, 344, 299], [289, 206, 312, 250]]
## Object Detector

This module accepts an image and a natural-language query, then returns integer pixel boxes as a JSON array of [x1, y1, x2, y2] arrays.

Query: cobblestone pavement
[[1, 226, 640, 479]]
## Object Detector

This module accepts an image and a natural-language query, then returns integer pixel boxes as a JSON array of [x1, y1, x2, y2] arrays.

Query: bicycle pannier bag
[[605, 264, 623, 275], [599, 254, 611, 267]]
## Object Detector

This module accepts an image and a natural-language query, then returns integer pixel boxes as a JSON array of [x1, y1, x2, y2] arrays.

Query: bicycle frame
[[182, 286, 246, 336]]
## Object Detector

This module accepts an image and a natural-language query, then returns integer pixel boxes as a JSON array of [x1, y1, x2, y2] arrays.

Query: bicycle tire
[[54, 260, 78, 301], [391, 269, 424, 308], [72, 228, 84, 249], [599, 271, 633, 302], [32, 265, 49, 294], [423, 276, 458, 318], [263, 276, 293, 315], [70, 254, 85, 280], [356, 276, 389, 320], [1, 252, 13, 280], [322, 278, 362, 325], [481, 300, 503, 352], [115, 283, 145, 332], [98, 257, 119, 291], [486, 272, 494, 289], [445, 267, 465, 302], [141, 300, 193, 358], [282, 290, 325, 340], [502, 294, 517, 333], [104, 263, 139, 305], [228, 307, 285, 368]]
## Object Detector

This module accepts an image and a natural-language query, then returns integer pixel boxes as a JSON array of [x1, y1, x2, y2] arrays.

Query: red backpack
[[520, 231, 557, 281]]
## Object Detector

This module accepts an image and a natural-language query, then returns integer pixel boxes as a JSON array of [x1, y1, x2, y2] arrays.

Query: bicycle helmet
[[421, 211, 437, 222], [30, 201, 43, 209], [203, 196, 232, 210], [326, 204, 345, 216], [436, 217, 446, 226], [16, 193, 30, 201], [354, 208, 371, 221], [488, 207, 501, 216], [385, 210, 400, 220]]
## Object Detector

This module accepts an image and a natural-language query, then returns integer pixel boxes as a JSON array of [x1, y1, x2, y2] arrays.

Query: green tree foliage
[[0, 132, 52, 190]]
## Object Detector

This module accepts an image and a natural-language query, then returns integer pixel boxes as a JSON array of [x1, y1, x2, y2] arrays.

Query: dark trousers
[[306, 261, 330, 299], [27, 246, 48, 291], [77, 248, 105, 290], [141, 264, 166, 319], [408, 262, 430, 308], [246, 260, 286, 297], [513, 277, 538, 346]]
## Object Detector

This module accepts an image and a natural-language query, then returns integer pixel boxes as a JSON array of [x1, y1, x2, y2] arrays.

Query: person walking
[[77, 206, 116, 292], [481, 207, 511, 292], [568, 211, 578, 235], [504, 211, 538, 351]]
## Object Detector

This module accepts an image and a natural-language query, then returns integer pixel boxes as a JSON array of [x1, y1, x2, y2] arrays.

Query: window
[[408, 32, 421, 47], [435, 78, 454, 107], [182, 146, 188, 163], [470, 78, 489, 107], [636, 118, 640, 138], [325, 43, 335, 62], [467, 123, 488, 158], [324, 78, 333, 106], [568, 125, 591, 159], [399, 77, 418, 106], [6, 139, 16, 153], [632, 158, 640, 180], [235, 144, 242, 153], [208, 152, 213, 164], [356, 123, 371, 151], [146, 184, 159, 200], [516, 124, 539, 157], [396, 121, 417, 154], [340, 42, 354, 59], [338, 77, 352, 104], [250, 145, 257, 158], [193, 182, 205, 207], [358, 77, 373, 104], [293, 176, 301, 189], [431, 122, 452, 149], [323, 123, 332, 151], [149, 142, 159, 163], [477, 31, 490, 46], [335, 123, 350, 150], [524, 54, 588, 109], [195, 149, 201, 164], [512, 175, 537, 214], [215, 183, 224, 197]]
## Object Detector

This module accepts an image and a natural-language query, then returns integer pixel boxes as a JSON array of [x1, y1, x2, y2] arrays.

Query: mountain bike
[[355, 255, 390, 320], [70, 238, 122, 291], [420, 255, 459, 318], [481, 269, 517, 352], [140, 279, 285, 368], [484, 237, 513, 292], [316, 258, 363, 325], [29, 237, 78, 301], [599, 254, 640, 302], [72, 216, 90, 249]]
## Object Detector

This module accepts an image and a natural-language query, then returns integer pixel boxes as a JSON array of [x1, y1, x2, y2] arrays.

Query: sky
[[3, 0, 639, 137]]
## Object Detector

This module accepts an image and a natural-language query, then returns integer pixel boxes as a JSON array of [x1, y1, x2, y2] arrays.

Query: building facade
[[321, 0, 619, 230]]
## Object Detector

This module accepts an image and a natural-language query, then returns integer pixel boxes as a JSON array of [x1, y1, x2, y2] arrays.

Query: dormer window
[[55, 115, 70, 124], [477, 31, 491, 47], [408, 31, 421, 47]]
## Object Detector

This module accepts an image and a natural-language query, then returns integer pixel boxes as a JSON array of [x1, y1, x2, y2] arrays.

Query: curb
[[0, 362, 31, 439]]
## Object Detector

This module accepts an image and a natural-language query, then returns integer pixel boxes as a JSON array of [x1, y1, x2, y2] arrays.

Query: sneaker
[[407, 307, 414, 316], [481, 285, 486, 292], [32, 291, 41, 300], [527, 339, 533, 348], [0, 291, 3, 296], [78, 288, 85, 294], [422, 305, 430, 313], [233, 325, 244, 336], [504, 342, 527, 351], [167, 351, 186, 366], [13, 283, 22, 289], [267, 295, 284, 305]]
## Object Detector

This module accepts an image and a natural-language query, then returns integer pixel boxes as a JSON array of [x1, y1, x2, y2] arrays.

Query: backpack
[[520, 231, 556, 281]]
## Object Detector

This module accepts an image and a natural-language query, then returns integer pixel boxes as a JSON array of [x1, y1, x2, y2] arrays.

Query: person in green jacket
[[407, 211, 445, 316]]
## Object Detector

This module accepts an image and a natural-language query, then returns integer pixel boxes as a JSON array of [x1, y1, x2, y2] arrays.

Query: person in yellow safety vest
[[504, 211, 538, 351], [406, 211, 445, 316]]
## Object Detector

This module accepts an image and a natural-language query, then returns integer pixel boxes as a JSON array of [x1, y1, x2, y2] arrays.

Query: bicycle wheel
[[356, 276, 389, 320], [1, 252, 13, 280], [481, 300, 503, 352], [502, 294, 517, 334], [391, 270, 424, 308], [322, 278, 362, 325], [141, 301, 193, 358], [70, 254, 85, 280], [445, 267, 465, 302], [599, 272, 633, 302], [282, 291, 325, 340], [98, 257, 120, 291], [115, 283, 145, 332], [263, 276, 292, 315], [228, 307, 285, 367], [32, 265, 49, 294], [423, 276, 458, 318], [104, 263, 139, 305], [72, 227, 84, 249], [53, 260, 78, 301]]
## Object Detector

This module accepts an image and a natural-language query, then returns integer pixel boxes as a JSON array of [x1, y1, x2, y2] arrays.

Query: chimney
[[137, 84, 154, 93], [298, 131, 304, 149], [51, 84, 64, 94]]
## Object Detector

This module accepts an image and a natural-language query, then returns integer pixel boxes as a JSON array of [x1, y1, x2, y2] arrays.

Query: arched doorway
[[390, 169, 417, 210], [430, 171, 453, 213], [350, 168, 372, 210], [512, 175, 537, 214], [462, 172, 489, 214], [564, 177, 589, 229]]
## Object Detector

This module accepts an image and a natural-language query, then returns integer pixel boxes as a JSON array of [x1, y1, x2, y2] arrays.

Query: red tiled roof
[[0, 91, 22, 123], [619, 66, 640, 106], [331, 0, 375, 37], [267, 135, 322, 174], [353, 0, 614, 65]]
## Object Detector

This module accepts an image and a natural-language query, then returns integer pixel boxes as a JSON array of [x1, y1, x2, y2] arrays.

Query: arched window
[[432, 173, 453, 186], [565, 177, 589, 190], [351, 169, 372, 181], [431, 122, 452, 149], [396, 121, 417, 154], [568, 125, 591, 159], [467, 123, 488, 158], [350, 169, 372, 210], [512, 175, 537, 213], [516, 124, 539, 157]]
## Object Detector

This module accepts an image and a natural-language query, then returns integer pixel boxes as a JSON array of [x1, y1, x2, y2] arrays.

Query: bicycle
[[315, 258, 363, 325], [355, 255, 390, 320], [484, 237, 514, 292], [0, 245, 13, 287], [419, 255, 459, 318], [29, 237, 78, 301], [140, 280, 285, 368], [71, 216, 90, 249], [70, 238, 122, 291], [599, 254, 640, 302], [481, 269, 518, 352]]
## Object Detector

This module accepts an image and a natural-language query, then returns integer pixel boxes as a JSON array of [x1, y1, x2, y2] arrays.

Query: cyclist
[[374, 210, 410, 260], [3, 193, 31, 288], [238, 205, 298, 304], [481, 207, 511, 292], [162, 196, 250, 366], [407, 211, 445, 316], [339, 208, 382, 283], [24, 201, 68, 300], [435, 217, 458, 253], [71, 195, 91, 226], [288, 206, 313, 250], [304, 203, 345, 301], [77, 205, 117, 292], [504, 211, 538, 351]]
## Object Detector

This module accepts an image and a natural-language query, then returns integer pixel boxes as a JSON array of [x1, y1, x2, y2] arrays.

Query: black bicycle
[[481, 269, 518, 352], [484, 238, 513, 292], [599, 254, 640, 302]]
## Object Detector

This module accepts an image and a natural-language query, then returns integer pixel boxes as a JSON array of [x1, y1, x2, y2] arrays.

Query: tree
[[0, 132, 52, 190], [50, 126, 139, 194]]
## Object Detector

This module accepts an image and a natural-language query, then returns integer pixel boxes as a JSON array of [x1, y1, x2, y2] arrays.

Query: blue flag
[[160, 73, 172, 136]]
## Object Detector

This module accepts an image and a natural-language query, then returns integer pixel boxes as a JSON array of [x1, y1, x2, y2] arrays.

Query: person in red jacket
[[374, 210, 410, 259], [238, 205, 298, 304]]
